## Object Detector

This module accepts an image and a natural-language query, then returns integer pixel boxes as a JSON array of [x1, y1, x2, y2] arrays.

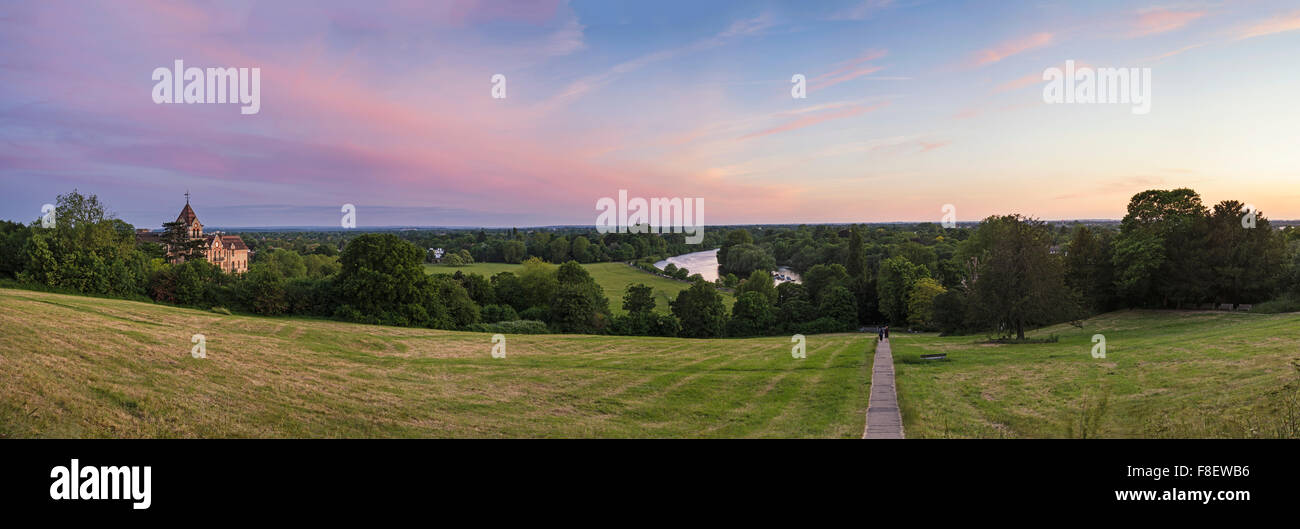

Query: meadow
[[0, 288, 866, 438], [5, 286, 1298, 439], [425, 262, 734, 315], [891, 310, 1300, 438]]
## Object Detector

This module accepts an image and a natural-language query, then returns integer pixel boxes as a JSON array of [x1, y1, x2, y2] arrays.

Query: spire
[[184, 189, 191, 204]]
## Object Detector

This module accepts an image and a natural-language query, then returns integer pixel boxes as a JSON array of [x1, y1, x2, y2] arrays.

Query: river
[[654, 249, 801, 284]]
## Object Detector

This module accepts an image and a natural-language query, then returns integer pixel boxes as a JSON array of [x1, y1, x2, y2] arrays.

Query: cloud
[[1131, 8, 1206, 37], [966, 32, 1053, 68], [545, 13, 774, 107], [994, 61, 1092, 93], [1235, 10, 1300, 40], [810, 49, 888, 91], [720, 12, 776, 37], [738, 102, 888, 140], [542, 15, 586, 56], [826, 0, 895, 21], [1143, 42, 1207, 62]]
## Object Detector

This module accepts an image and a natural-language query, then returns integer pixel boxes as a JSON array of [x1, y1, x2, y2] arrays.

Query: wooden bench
[[920, 353, 947, 361]]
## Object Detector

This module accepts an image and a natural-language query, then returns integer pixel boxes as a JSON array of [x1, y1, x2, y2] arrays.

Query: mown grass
[[0, 288, 866, 438], [891, 310, 1300, 438], [425, 262, 734, 315]]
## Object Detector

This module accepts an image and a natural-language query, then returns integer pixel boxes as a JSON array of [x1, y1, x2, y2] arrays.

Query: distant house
[[138, 196, 250, 274]]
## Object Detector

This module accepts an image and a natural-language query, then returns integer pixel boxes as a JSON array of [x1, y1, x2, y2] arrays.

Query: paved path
[[863, 338, 904, 439]]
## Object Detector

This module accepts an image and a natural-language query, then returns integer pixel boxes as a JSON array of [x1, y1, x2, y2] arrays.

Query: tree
[[876, 257, 927, 324], [502, 240, 526, 264], [1064, 226, 1114, 314], [721, 243, 774, 277], [256, 248, 307, 279], [548, 237, 570, 263], [906, 278, 946, 330], [845, 226, 867, 280], [931, 289, 970, 335], [570, 236, 592, 263], [622, 283, 656, 314], [1112, 189, 1210, 308], [244, 265, 288, 315], [337, 233, 445, 325], [817, 285, 858, 331], [1206, 201, 1286, 304], [717, 229, 753, 269], [480, 304, 519, 323], [160, 220, 206, 261], [548, 261, 609, 333], [517, 257, 558, 310], [453, 271, 495, 306], [491, 271, 527, 312], [776, 282, 817, 330], [0, 220, 31, 278], [964, 215, 1077, 339], [671, 279, 728, 338], [728, 291, 776, 337], [804, 263, 848, 303], [736, 269, 778, 305]]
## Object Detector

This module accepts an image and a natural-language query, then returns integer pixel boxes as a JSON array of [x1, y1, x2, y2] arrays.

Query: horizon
[[3, 1, 1300, 226]]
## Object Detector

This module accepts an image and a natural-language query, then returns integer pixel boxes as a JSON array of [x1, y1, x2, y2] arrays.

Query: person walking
[[884, 325, 890, 340], [878, 327, 884, 341]]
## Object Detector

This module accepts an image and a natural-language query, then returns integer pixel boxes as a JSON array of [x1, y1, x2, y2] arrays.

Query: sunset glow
[[2, 0, 1298, 227]]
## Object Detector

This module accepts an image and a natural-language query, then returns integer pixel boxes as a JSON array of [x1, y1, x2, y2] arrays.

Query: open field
[[0, 288, 867, 438], [891, 310, 1300, 438], [425, 262, 734, 315]]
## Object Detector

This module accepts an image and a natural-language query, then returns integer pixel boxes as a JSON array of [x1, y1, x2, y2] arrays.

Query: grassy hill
[[0, 288, 867, 438], [891, 310, 1300, 438], [5, 286, 1297, 439], [425, 262, 734, 315]]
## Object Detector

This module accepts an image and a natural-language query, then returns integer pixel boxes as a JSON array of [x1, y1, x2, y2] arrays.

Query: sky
[[1, 0, 1299, 228]]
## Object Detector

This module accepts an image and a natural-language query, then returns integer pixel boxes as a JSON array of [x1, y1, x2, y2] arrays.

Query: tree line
[[1, 189, 1296, 339]]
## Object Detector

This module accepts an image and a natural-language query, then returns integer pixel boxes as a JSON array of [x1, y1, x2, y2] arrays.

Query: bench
[[919, 353, 947, 361]]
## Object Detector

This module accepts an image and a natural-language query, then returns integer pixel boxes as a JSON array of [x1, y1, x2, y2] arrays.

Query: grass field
[[0, 288, 868, 438], [891, 310, 1300, 438], [425, 261, 734, 315]]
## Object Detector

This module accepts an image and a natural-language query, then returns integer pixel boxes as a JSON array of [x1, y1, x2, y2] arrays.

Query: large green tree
[[963, 215, 1078, 339], [876, 257, 927, 325], [671, 279, 728, 338]]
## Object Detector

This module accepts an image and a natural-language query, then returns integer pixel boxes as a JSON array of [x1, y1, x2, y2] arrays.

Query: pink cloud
[[807, 50, 889, 92], [966, 32, 1053, 68], [1235, 10, 1300, 40], [1131, 8, 1205, 37], [994, 61, 1092, 93], [1143, 43, 1207, 62], [738, 102, 887, 140]]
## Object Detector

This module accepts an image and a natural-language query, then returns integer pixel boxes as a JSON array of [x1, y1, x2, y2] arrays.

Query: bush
[[1252, 295, 1300, 314], [518, 305, 548, 322], [481, 304, 520, 323], [467, 320, 550, 334]]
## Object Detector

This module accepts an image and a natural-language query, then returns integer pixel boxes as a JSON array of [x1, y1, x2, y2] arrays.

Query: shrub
[[1252, 295, 1300, 314], [481, 304, 520, 323], [467, 320, 550, 334]]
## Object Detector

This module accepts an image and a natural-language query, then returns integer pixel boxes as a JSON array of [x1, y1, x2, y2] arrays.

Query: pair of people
[[877, 325, 890, 341]]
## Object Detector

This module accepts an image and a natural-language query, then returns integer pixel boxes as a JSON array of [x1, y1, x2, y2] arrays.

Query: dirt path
[[863, 338, 904, 439]]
